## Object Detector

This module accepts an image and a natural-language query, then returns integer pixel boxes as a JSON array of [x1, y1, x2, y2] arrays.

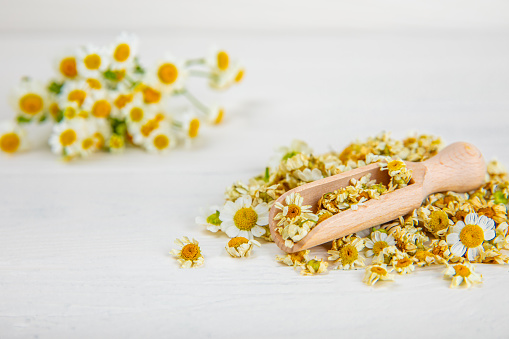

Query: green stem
[[185, 58, 206, 66], [181, 89, 208, 115], [189, 70, 213, 78]]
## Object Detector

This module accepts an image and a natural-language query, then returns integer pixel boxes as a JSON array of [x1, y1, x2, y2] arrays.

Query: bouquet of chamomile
[[0, 32, 244, 160]]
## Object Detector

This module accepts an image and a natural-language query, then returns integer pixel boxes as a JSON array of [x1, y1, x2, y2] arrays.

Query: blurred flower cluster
[[0, 32, 244, 159]]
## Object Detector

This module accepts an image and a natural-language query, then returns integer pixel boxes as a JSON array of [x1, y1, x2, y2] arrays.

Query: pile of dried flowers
[[171, 132, 509, 288], [0, 33, 243, 160]]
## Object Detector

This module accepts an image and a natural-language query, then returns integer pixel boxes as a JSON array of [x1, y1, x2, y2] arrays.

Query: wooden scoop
[[268, 142, 486, 253]]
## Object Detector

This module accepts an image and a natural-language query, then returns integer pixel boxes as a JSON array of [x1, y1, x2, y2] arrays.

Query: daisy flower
[[108, 134, 125, 154], [10, 78, 48, 121], [206, 106, 225, 125], [0, 121, 28, 154], [301, 258, 328, 276], [328, 236, 365, 270], [219, 196, 269, 239], [60, 80, 90, 108], [207, 47, 230, 72], [49, 119, 88, 158], [195, 206, 222, 232], [111, 85, 135, 117], [55, 53, 79, 79], [443, 261, 482, 288], [446, 212, 495, 261], [170, 237, 204, 268], [91, 118, 112, 150], [363, 264, 395, 286], [84, 90, 112, 119], [276, 250, 310, 268], [143, 127, 175, 154], [174, 113, 200, 147], [154, 56, 187, 92], [123, 99, 152, 128], [85, 77, 105, 91], [225, 237, 260, 258], [77, 45, 109, 78], [140, 83, 163, 106], [364, 230, 396, 261], [110, 32, 138, 70], [273, 192, 317, 226]]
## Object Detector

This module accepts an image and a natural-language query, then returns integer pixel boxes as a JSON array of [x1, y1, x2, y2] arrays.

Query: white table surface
[[1, 26, 509, 338]]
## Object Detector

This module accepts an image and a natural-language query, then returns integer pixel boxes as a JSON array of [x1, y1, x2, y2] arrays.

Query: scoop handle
[[421, 142, 485, 195]]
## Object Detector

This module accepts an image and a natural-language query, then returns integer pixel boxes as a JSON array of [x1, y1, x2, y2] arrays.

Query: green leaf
[[38, 114, 48, 123], [282, 151, 298, 161], [103, 70, 118, 81], [55, 110, 64, 123], [16, 116, 32, 124], [264, 167, 270, 182], [48, 81, 64, 94]]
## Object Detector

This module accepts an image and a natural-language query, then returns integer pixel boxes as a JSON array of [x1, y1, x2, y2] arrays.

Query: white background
[[1, 1, 509, 338]]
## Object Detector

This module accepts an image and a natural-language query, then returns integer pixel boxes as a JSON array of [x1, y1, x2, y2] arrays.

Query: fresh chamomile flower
[[219, 195, 269, 239], [110, 32, 138, 70], [143, 127, 175, 154], [10, 78, 48, 121], [111, 85, 135, 117], [154, 56, 187, 92], [55, 52, 79, 79], [0, 121, 28, 154], [207, 47, 231, 72], [84, 90, 112, 119], [363, 264, 395, 286], [443, 261, 482, 288], [174, 113, 200, 147], [108, 134, 125, 154], [328, 236, 366, 270], [446, 212, 496, 261], [195, 206, 223, 232], [85, 77, 105, 91], [49, 119, 88, 158], [140, 83, 163, 106], [206, 105, 225, 125], [170, 237, 204, 268], [59, 80, 90, 108], [364, 230, 396, 260], [225, 237, 260, 258], [77, 45, 109, 78], [209, 62, 245, 90], [276, 250, 310, 268], [92, 118, 112, 150], [274, 192, 317, 226], [301, 258, 328, 276], [78, 133, 98, 157]]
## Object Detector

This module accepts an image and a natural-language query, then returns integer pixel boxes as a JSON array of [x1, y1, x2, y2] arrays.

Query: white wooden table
[[1, 4, 509, 337]]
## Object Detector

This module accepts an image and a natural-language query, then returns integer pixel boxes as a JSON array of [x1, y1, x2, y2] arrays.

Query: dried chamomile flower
[[380, 158, 413, 189], [443, 261, 482, 288], [391, 254, 415, 274], [423, 210, 452, 237], [363, 264, 395, 286], [170, 237, 204, 268], [301, 258, 328, 276], [446, 212, 496, 261], [364, 230, 396, 262], [482, 244, 509, 264], [430, 239, 451, 262], [412, 249, 438, 267], [470, 196, 507, 224], [276, 250, 310, 269], [219, 196, 269, 239], [225, 237, 260, 258], [195, 206, 222, 232], [493, 222, 509, 250], [274, 192, 316, 226], [328, 236, 366, 270]]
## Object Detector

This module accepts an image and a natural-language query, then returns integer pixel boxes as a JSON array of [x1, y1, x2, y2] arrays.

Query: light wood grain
[[269, 142, 486, 253]]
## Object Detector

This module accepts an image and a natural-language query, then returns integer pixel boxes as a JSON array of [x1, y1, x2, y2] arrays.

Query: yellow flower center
[[453, 264, 471, 277], [429, 210, 449, 233], [228, 237, 249, 248], [140, 120, 159, 137], [94, 132, 105, 148], [59, 129, 77, 147], [82, 138, 94, 150], [477, 207, 495, 219], [143, 87, 161, 104], [233, 207, 258, 231], [114, 43, 130, 62], [387, 160, 405, 172], [414, 250, 432, 262], [19, 93, 43, 115], [214, 108, 224, 125], [286, 204, 301, 219], [86, 78, 102, 89], [235, 69, 244, 83], [459, 224, 484, 248], [158, 63, 178, 84], [60, 57, 78, 78], [129, 107, 144, 122], [155, 113, 165, 122], [339, 244, 358, 265], [92, 100, 111, 118], [290, 251, 307, 263], [114, 94, 133, 109], [63, 107, 76, 119], [372, 241, 388, 256], [84, 54, 101, 70], [371, 266, 387, 275], [0, 133, 20, 153], [395, 257, 412, 268], [153, 134, 169, 150], [49, 102, 60, 118], [181, 243, 201, 261], [109, 135, 124, 149], [78, 110, 88, 119], [68, 89, 87, 106], [217, 51, 229, 70], [188, 118, 200, 138]]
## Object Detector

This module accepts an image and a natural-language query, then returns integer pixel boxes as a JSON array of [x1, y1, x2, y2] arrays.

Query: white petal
[[467, 247, 480, 261], [238, 230, 252, 239], [452, 221, 465, 233], [478, 215, 495, 231], [446, 232, 460, 245], [224, 225, 240, 238], [251, 225, 265, 237], [484, 229, 496, 241], [450, 242, 467, 257], [464, 213, 479, 225], [257, 216, 269, 226]]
